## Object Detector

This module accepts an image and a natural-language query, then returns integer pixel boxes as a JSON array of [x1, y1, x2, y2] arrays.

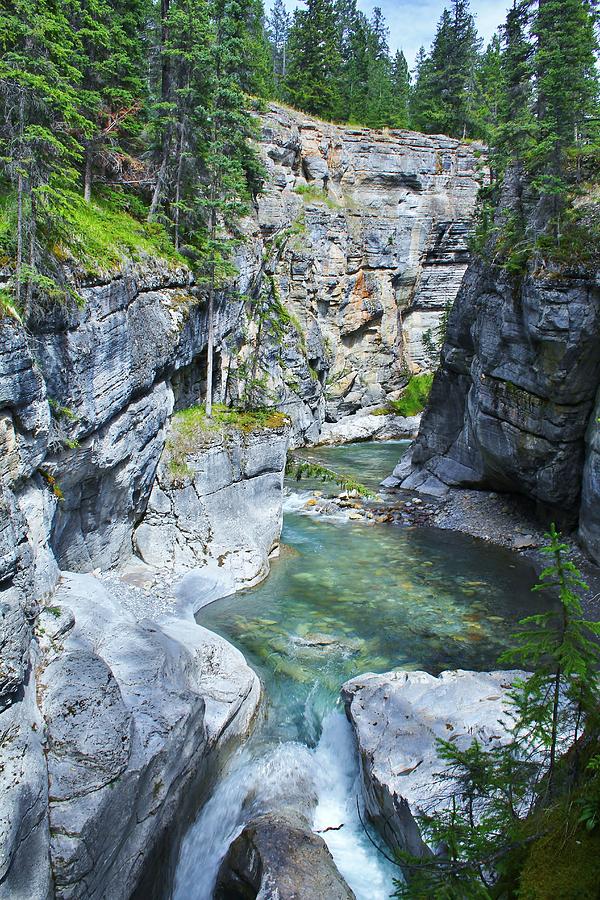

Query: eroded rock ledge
[[342, 669, 521, 860], [3, 572, 261, 900]]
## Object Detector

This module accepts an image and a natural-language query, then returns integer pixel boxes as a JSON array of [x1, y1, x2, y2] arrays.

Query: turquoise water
[[179, 441, 547, 899], [198, 441, 544, 746]]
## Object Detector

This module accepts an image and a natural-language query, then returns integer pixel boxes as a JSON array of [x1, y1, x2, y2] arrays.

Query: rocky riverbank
[[342, 669, 522, 865]]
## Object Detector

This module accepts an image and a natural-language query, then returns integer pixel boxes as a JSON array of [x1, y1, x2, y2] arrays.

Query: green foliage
[[55, 190, 184, 273], [393, 526, 600, 898], [388, 374, 434, 417], [283, 0, 342, 120], [285, 453, 376, 499], [293, 183, 340, 208], [167, 402, 289, 479], [410, 0, 482, 139]]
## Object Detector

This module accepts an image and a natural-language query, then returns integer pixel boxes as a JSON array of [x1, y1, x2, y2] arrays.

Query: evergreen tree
[[67, 0, 147, 202], [267, 0, 291, 90], [337, 1, 371, 123], [283, 0, 342, 120], [393, 525, 600, 898], [409, 45, 442, 132], [495, 0, 535, 173], [391, 50, 410, 128], [362, 6, 395, 128], [0, 0, 89, 312], [530, 0, 599, 228], [200, 0, 265, 415], [472, 33, 503, 148], [409, 0, 482, 138]]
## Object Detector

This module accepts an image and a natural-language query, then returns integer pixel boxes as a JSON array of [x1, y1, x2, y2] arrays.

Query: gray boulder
[[342, 669, 522, 859], [215, 812, 356, 900], [16, 572, 261, 900]]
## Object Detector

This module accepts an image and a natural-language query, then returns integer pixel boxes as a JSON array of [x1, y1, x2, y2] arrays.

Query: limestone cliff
[[398, 182, 600, 563], [243, 104, 484, 441], [0, 103, 484, 898]]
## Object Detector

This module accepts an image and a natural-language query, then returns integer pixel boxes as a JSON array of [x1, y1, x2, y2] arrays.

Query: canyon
[[0, 105, 484, 898]]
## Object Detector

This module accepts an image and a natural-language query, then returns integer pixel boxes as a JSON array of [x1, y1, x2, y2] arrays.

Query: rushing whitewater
[[174, 710, 395, 899]]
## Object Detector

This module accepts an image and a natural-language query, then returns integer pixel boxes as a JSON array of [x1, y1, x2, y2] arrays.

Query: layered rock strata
[[397, 249, 600, 560], [134, 424, 289, 588], [0, 103, 485, 897], [249, 104, 484, 439]]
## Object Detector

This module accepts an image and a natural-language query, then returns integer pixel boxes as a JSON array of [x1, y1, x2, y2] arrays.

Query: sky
[[266, 0, 512, 69]]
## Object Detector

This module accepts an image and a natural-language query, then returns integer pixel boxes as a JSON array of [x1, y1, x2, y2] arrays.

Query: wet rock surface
[[342, 669, 522, 860], [215, 812, 356, 900]]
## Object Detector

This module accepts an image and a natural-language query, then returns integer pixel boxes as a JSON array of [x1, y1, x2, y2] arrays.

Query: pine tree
[[495, 0, 535, 173], [0, 0, 89, 313], [530, 0, 599, 231], [393, 525, 600, 897], [200, 0, 265, 416], [391, 50, 410, 128], [67, 0, 147, 202], [267, 0, 291, 90], [283, 0, 342, 120], [337, 2, 371, 123], [362, 6, 395, 128], [409, 1, 482, 138]]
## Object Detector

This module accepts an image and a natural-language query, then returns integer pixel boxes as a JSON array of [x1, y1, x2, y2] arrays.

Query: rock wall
[[0, 262, 268, 898], [399, 249, 600, 558], [243, 104, 484, 441], [134, 425, 289, 589]]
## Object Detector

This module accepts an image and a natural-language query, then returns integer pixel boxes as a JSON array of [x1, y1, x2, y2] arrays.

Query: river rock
[[342, 669, 522, 859], [316, 412, 421, 445], [214, 812, 356, 900]]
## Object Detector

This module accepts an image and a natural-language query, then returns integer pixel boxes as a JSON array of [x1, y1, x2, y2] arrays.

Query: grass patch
[[57, 190, 185, 275], [166, 403, 290, 480], [387, 373, 434, 417], [294, 183, 341, 209]]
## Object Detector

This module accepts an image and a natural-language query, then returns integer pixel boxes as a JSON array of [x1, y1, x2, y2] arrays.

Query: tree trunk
[[84, 144, 93, 202], [15, 172, 23, 309], [25, 197, 35, 318], [148, 0, 172, 221], [205, 277, 215, 418], [173, 118, 185, 251]]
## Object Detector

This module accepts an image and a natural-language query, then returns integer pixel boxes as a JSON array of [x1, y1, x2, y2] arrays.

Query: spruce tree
[[0, 0, 89, 313], [530, 0, 599, 230], [363, 6, 395, 129], [283, 0, 342, 120], [391, 50, 411, 128], [267, 0, 291, 91], [67, 0, 147, 202], [409, 0, 482, 138]]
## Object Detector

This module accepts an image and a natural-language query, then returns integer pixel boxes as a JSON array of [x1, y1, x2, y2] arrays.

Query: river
[[173, 441, 545, 899]]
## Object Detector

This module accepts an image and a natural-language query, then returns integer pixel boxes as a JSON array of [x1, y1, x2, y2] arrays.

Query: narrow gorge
[[3, 1, 600, 895]]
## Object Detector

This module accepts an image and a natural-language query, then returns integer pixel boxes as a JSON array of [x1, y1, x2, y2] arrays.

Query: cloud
[[267, 0, 511, 68]]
